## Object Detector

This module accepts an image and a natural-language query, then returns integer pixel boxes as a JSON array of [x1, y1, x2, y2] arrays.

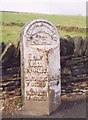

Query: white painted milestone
[[20, 19, 61, 115]]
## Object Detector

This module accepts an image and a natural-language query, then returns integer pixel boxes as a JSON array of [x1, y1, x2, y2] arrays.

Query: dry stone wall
[[0, 35, 88, 100]]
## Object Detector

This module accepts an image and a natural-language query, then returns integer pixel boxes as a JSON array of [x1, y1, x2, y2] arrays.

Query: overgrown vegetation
[[2, 96, 22, 117]]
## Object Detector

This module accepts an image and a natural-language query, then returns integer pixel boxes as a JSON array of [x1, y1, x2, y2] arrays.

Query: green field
[[0, 11, 86, 43]]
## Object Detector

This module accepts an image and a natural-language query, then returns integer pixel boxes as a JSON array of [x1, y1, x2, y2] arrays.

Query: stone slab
[[20, 19, 61, 116]]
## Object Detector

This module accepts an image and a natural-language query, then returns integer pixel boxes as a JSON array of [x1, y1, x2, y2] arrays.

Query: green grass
[[0, 11, 86, 43], [1, 11, 86, 27], [60, 30, 86, 38], [1, 25, 85, 43], [1, 25, 21, 43]]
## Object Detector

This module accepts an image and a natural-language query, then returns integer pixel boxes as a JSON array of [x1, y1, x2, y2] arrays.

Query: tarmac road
[[10, 94, 87, 119]]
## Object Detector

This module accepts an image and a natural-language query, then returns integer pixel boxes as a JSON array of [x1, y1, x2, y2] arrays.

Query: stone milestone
[[20, 19, 61, 116]]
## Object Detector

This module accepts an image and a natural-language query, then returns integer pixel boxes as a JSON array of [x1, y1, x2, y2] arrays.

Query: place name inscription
[[25, 53, 48, 101]]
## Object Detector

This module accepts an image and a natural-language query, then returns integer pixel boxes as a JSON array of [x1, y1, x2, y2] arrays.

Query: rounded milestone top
[[21, 19, 60, 46]]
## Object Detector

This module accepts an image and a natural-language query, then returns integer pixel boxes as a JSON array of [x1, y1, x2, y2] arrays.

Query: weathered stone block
[[73, 36, 83, 56], [61, 67, 72, 76], [71, 62, 84, 69], [85, 37, 88, 56], [72, 68, 86, 76], [0, 42, 15, 63], [60, 38, 68, 56], [81, 38, 87, 56], [20, 19, 61, 116], [0, 42, 6, 55], [65, 59, 75, 67], [64, 35, 74, 55], [85, 61, 88, 68]]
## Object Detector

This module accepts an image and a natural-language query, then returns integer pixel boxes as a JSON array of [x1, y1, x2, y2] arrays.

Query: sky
[[0, 0, 87, 16]]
